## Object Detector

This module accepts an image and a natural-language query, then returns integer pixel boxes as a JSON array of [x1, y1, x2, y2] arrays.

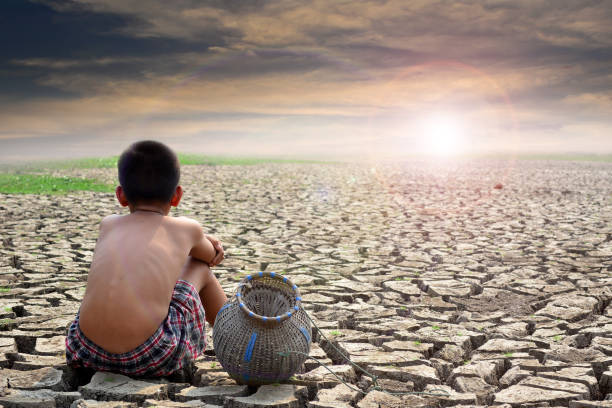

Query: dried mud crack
[[0, 159, 611, 407]]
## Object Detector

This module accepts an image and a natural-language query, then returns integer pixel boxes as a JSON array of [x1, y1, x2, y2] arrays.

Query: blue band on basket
[[276, 316, 281, 322], [296, 296, 301, 301], [249, 311, 254, 317], [283, 277, 287, 283], [270, 272, 276, 277], [287, 312, 292, 317], [244, 332, 257, 362], [239, 303, 245, 308], [259, 271, 263, 277], [236, 293, 241, 297], [292, 284, 297, 290], [263, 316, 267, 321], [247, 275, 252, 280], [218, 303, 231, 314], [294, 306, 299, 311], [300, 327, 311, 343]]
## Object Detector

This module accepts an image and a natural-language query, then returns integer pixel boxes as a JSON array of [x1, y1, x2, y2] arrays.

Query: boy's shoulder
[[100, 214, 123, 230], [100, 213, 201, 233], [172, 216, 203, 235]]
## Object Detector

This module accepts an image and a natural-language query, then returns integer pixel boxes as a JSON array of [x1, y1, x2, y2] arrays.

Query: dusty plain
[[1, 159, 611, 407]]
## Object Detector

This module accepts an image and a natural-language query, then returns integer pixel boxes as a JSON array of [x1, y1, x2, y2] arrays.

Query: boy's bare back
[[66, 141, 227, 376], [79, 212, 215, 353]]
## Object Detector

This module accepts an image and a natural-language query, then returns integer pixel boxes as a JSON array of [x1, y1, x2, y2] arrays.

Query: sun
[[420, 113, 465, 156]]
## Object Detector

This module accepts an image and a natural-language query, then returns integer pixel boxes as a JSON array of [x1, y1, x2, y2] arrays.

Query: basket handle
[[236, 271, 302, 324]]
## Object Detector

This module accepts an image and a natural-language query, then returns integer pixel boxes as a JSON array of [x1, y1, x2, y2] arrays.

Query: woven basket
[[212, 271, 311, 385]]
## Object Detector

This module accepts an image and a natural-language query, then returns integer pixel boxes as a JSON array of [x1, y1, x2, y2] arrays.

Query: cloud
[[39, 0, 610, 52], [1, 0, 611, 159], [10, 56, 148, 69]]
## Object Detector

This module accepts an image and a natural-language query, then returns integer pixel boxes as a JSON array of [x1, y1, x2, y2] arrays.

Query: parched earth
[[0, 159, 611, 408]]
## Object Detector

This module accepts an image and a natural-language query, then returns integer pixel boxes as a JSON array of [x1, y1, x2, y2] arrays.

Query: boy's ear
[[170, 185, 183, 207], [115, 186, 130, 207]]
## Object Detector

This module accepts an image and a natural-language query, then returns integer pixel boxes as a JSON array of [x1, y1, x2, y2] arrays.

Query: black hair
[[117, 140, 180, 204]]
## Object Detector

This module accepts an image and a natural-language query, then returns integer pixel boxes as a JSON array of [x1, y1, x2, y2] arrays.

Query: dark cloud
[[1, 0, 177, 60], [0, 70, 76, 101], [0, 0, 237, 97]]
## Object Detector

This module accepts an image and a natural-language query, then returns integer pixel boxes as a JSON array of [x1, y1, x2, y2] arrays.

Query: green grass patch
[[0, 153, 331, 195], [178, 153, 330, 166], [458, 152, 612, 163], [1, 154, 332, 173], [0, 287, 11, 293], [512, 153, 612, 162], [1, 157, 118, 172], [431, 325, 441, 331], [0, 174, 114, 195], [330, 330, 342, 336]]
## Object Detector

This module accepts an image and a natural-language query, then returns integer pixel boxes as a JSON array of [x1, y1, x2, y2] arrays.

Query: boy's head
[[118, 140, 180, 205]]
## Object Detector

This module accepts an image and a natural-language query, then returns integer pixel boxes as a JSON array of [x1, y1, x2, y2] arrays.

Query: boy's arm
[[185, 219, 217, 266], [190, 230, 216, 266], [205, 234, 224, 266]]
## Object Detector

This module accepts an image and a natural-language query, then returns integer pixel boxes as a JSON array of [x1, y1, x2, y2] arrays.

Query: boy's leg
[[180, 257, 228, 326]]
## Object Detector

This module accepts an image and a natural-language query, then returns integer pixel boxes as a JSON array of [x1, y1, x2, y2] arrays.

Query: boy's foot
[[165, 360, 196, 384], [64, 366, 97, 389]]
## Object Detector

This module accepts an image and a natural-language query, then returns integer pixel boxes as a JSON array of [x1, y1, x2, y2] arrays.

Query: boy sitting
[[66, 140, 228, 377]]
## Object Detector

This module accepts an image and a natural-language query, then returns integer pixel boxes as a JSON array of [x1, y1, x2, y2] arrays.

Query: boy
[[65, 140, 228, 377]]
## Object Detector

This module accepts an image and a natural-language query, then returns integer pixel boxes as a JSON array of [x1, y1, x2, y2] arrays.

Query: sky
[[1, 0, 611, 162]]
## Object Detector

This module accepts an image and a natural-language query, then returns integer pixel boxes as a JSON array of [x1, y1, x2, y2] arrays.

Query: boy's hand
[[206, 235, 224, 267]]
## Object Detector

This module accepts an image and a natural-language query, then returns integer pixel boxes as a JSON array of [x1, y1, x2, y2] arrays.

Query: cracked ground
[[0, 159, 611, 407]]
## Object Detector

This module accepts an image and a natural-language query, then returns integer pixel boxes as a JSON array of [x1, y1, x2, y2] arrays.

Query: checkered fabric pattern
[[65, 279, 206, 377]]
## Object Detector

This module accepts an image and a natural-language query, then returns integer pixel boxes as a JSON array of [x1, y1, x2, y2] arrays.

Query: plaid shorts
[[65, 279, 206, 377]]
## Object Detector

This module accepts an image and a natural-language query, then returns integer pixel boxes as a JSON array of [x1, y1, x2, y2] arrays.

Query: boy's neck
[[130, 204, 170, 216]]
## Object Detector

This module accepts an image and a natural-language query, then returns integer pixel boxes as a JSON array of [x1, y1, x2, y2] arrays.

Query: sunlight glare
[[420, 113, 465, 156]]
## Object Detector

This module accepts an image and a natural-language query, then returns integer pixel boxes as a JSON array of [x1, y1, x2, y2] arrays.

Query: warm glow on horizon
[[420, 113, 466, 156]]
